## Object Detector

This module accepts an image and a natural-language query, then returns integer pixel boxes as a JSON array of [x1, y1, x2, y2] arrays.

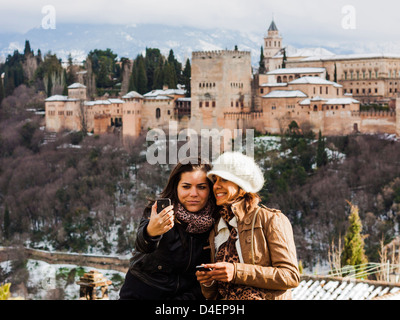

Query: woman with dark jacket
[[119, 158, 218, 300], [196, 152, 300, 300]]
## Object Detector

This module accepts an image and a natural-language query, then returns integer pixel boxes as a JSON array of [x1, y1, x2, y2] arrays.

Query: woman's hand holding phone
[[146, 201, 174, 237]]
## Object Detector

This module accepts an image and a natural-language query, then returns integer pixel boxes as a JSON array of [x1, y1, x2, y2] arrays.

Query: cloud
[[1, 0, 400, 53]]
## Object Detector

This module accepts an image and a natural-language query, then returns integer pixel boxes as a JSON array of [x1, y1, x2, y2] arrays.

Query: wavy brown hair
[[144, 157, 217, 217], [223, 188, 261, 212]]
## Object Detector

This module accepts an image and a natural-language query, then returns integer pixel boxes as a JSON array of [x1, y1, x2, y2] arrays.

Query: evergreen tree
[[3, 50, 26, 96], [341, 202, 368, 277], [3, 203, 10, 240], [24, 40, 32, 56], [153, 59, 165, 90], [136, 55, 148, 94], [334, 63, 337, 83], [62, 70, 68, 95], [167, 49, 181, 86], [47, 75, 53, 97], [182, 58, 191, 97], [259, 46, 266, 74], [66, 53, 76, 85], [145, 48, 163, 92], [127, 65, 137, 92], [282, 48, 287, 69], [316, 130, 328, 168], [0, 76, 4, 106], [163, 62, 177, 89]]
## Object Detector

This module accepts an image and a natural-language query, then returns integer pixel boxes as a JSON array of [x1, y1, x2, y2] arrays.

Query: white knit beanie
[[207, 152, 265, 193]]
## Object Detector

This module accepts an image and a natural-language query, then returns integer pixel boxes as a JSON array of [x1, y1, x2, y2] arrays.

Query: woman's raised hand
[[146, 202, 175, 237]]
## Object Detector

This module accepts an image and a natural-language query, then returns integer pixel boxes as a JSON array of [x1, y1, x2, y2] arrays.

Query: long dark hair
[[144, 157, 217, 217]]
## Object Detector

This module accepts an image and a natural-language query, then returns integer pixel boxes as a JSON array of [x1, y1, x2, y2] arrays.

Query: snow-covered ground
[[1, 259, 126, 300]]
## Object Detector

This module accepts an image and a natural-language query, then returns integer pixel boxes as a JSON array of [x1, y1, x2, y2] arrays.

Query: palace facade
[[45, 20, 400, 140]]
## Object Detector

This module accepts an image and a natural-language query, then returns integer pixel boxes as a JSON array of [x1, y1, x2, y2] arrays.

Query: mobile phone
[[156, 198, 171, 214], [196, 265, 212, 272]]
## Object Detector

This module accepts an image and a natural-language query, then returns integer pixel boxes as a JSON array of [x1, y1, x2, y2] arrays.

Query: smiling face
[[177, 170, 210, 212], [211, 175, 240, 206]]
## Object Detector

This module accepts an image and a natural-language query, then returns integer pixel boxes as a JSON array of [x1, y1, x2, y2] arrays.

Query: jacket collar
[[230, 198, 247, 222]]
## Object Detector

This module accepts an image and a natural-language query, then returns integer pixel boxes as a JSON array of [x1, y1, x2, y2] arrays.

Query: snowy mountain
[[0, 23, 265, 65], [0, 23, 335, 66]]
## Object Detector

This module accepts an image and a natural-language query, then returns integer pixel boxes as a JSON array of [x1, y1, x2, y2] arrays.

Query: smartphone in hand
[[196, 265, 212, 272], [156, 198, 171, 214]]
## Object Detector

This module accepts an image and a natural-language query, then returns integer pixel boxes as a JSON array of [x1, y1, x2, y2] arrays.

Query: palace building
[[45, 20, 400, 140]]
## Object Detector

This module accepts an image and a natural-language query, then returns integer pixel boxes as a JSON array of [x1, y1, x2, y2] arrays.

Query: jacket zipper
[[176, 237, 193, 294], [185, 237, 193, 272]]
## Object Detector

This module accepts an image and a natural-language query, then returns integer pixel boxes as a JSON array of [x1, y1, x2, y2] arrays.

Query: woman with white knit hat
[[196, 151, 300, 300]]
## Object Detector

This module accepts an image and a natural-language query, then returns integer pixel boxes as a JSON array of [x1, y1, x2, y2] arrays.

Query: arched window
[[156, 108, 161, 119]]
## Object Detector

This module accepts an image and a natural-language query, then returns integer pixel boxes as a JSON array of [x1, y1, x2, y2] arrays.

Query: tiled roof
[[292, 275, 400, 300]]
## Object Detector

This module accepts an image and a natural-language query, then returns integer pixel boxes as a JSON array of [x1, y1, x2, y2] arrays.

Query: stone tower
[[263, 20, 283, 72], [189, 50, 252, 133]]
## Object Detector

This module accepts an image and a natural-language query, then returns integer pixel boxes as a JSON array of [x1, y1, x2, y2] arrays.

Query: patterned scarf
[[175, 201, 214, 234], [216, 204, 268, 300]]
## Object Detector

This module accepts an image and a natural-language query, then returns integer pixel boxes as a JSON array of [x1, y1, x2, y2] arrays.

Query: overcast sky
[[1, 0, 400, 52]]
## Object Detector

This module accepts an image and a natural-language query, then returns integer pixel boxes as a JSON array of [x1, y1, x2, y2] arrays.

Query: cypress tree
[[282, 48, 287, 69], [334, 63, 337, 83], [167, 49, 181, 86], [182, 58, 191, 97], [341, 202, 368, 277], [3, 203, 10, 240], [136, 55, 148, 94], [24, 40, 32, 56], [316, 130, 328, 168], [0, 76, 4, 106], [47, 75, 53, 97], [259, 46, 266, 74], [163, 62, 177, 89]]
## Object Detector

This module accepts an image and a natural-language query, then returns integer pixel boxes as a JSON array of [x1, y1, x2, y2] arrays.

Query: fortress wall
[[359, 116, 396, 135]]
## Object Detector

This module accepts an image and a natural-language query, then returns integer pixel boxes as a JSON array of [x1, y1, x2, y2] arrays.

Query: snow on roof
[[122, 91, 143, 99], [144, 95, 173, 100], [68, 83, 86, 89], [84, 99, 125, 106], [260, 83, 288, 87], [300, 97, 360, 105], [108, 98, 125, 104], [274, 46, 335, 58], [299, 53, 400, 62], [176, 97, 191, 101], [262, 90, 307, 98], [289, 76, 342, 87], [267, 67, 326, 75], [292, 276, 400, 300], [143, 88, 186, 98], [45, 95, 78, 102], [324, 98, 360, 105]]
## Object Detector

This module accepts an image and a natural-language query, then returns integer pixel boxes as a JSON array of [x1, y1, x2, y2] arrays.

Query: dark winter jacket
[[120, 208, 211, 300]]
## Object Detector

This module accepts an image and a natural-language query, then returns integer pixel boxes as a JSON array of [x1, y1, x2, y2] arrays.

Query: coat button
[[246, 236, 252, 243], [244, 217, 251, 224], [265, 292, 273, 300], [158, 265, 163, 270]]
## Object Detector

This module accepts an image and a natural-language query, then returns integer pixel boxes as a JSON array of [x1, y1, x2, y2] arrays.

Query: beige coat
[[201, 198, 300, 300]]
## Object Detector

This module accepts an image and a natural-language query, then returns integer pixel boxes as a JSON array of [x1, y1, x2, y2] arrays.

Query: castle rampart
[[192, 50, 251, 59]]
